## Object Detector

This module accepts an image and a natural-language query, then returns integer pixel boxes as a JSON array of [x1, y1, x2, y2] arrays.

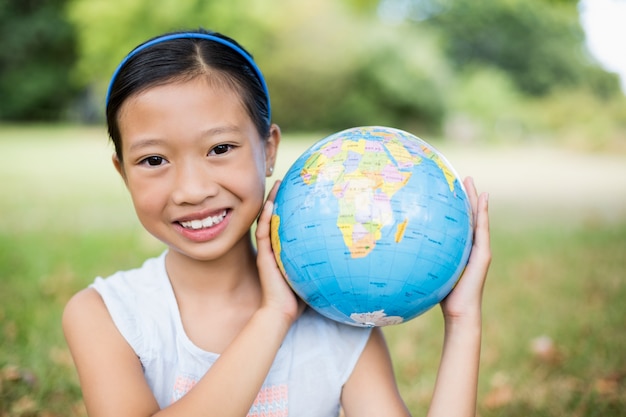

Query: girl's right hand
[[255, 180, 304, 325]]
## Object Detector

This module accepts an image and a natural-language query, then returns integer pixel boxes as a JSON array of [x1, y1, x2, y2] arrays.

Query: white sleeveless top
[[91, 251, 371, 416]]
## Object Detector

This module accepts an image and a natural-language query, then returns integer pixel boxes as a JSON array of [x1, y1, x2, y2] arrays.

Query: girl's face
[[114, 77, 279, 262]]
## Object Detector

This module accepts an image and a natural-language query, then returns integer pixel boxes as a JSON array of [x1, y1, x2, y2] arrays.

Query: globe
[[270, 126, 473, 327]]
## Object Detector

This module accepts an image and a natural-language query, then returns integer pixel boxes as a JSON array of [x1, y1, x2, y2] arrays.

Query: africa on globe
[[270, 126, 473, 327]]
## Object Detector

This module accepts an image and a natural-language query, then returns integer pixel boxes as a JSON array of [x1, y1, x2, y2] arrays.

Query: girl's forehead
[[120, 77, 247, 119], [128, 75, 244, 105], [117, 78, 257, 143]]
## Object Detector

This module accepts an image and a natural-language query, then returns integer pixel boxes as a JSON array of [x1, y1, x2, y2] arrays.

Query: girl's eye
[[140, 156, 166, 166], [210, 144, 234, 156]]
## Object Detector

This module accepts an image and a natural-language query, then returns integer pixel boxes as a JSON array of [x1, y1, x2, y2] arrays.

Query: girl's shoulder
[[80, 251, 174, 357], [62, 250, 164, 335], [91, 251, 168, 298], [289, 308, 372, 376]]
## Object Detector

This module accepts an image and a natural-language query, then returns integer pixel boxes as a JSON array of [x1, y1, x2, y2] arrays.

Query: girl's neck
[[164, 236, 260, 301], [163, 236, 263, 353]]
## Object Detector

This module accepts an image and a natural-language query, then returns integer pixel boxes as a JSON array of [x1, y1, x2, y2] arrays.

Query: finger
[[257, 180, 280, 242], [463, 176, 479, 228], [256, 180, 280, 229], [468, 191, 491, 274], [266, 180, 281, 204], [475, 192, 490, 248], [255, 197, 274, 246], [451, 191, 490, 307]]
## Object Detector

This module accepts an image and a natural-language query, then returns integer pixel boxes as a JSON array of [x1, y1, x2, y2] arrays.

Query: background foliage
[[0, 0, 624, 147], [0, 0, 79, 120], [428, 0, 618, 96]]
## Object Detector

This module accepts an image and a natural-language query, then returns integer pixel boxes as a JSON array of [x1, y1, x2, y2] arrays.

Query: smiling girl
[[63, 29, 491, 417]]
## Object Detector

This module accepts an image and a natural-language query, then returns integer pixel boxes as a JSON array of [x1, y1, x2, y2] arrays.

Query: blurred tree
[[255, 2, 451, 132], [0, 0, 79, 121], [67, 0, 275, 91], [68, 0, 452, 132], [426, 0, 620, 97], [343, 0, 381, 14], [67, 0, 289, 118]]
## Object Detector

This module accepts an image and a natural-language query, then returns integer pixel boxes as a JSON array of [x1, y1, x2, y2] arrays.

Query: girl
[[63, 29, 491, 417]]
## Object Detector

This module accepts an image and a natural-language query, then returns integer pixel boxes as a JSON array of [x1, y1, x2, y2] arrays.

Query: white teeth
[[180, 211, 227, 230]]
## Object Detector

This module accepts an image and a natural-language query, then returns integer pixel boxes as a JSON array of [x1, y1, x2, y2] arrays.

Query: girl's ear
[[112, 154, 128, 185], [265, 124, 281, 177]]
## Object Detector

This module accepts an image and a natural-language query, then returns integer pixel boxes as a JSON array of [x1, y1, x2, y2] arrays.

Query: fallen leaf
[[530, 335, 562, 365]]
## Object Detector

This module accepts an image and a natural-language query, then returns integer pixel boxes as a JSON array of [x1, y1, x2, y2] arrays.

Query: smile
[[179, 210, 228, 230]]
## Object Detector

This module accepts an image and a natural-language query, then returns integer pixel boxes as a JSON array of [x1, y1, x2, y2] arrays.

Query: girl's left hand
[[440, 177, 491, 322]]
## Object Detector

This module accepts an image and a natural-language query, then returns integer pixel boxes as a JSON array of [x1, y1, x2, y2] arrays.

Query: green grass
[[1, 125, 625, 416], [384, 223, 626, 416]]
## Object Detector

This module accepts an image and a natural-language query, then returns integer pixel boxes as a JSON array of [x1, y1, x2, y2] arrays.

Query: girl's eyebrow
[[128, 138, 166, 152], [200, 125, 242, 138], [128, 126, 244, 152]]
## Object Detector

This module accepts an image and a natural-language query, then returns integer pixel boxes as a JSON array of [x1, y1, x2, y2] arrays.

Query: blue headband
[[106, 32, 271, 122]]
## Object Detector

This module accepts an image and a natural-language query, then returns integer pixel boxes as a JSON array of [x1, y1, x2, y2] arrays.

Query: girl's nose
[[170, 159, 219, 205]]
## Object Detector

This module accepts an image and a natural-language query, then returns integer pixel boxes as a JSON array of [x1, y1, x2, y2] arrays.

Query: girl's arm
[[341, 177, 490, 417], [63, 184, 300, 417], [341, 327, 412, 416], [428, 177, 490, 417]]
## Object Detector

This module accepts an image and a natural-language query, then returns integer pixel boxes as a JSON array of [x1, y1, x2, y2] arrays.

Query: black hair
[[106, 28, 271, 162]]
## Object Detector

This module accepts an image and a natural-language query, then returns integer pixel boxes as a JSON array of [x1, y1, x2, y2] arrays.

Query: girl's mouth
[[178, 210, 228, 230]]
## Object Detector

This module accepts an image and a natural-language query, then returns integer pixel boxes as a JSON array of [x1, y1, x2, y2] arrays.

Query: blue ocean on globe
[[270, 126, 473, 327]]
